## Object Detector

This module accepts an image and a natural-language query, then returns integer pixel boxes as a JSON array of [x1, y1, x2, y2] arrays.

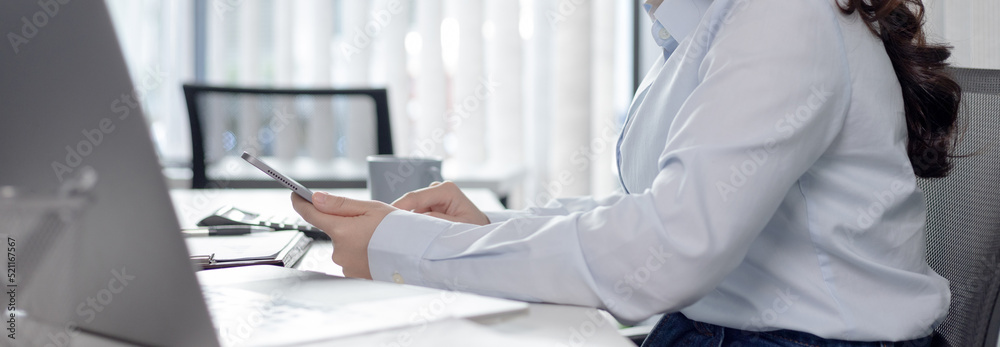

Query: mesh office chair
[[182, 85, 393, 189], [919, 67, 1000, 347]]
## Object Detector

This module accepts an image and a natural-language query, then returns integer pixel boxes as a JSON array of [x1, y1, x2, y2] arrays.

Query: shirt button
[[392, 272, 404, 284], [658, 28, 670, 40]]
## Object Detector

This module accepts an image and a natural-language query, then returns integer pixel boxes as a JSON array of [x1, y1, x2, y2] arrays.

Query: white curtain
[[922, 0, 999, 69], [106, 0, 194, 165], [105, 0, 1000, 206], [109, 0, 639, 208]]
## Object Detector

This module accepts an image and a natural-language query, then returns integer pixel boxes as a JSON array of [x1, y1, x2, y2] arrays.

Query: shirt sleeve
[[368, 0, 851, 322], [483, 194, 631, 223]]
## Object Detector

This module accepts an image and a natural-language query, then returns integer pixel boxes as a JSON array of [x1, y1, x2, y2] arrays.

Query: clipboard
[[185, 230, 311, 270]]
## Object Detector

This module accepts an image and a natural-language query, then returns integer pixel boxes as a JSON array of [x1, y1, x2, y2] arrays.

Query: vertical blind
[[107, 0, 636, 209], [107, 0, 998, 209], [924, 0, 1000, 69]]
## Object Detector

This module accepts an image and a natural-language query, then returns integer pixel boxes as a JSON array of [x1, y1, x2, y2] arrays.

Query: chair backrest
[[182, 84, 393, 189], [919, 67, 1000, 347]]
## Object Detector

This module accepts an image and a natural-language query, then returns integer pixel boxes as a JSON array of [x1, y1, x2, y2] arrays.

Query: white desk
[[166, 188, 631, 346]]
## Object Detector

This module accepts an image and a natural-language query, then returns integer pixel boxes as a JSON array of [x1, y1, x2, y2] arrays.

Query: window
[[108, 0, 638, 209], [106, 0, 996, 208]]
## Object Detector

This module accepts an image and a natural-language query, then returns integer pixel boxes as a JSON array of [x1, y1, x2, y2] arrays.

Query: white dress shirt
[[367, 0, 950, 341]]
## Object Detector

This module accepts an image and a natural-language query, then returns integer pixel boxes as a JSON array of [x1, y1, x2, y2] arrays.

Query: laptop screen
[[0, 1, 217, 345]]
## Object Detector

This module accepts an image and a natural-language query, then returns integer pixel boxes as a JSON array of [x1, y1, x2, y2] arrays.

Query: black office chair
[[919, 67, 1000, 347], [182, 84, 393, 189]]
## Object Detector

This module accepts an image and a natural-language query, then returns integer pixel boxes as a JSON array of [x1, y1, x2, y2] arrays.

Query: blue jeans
[[641, 313, 932, 347]]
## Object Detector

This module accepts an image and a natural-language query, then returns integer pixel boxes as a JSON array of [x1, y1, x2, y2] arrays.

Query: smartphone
[[241, 152, 314, 203]]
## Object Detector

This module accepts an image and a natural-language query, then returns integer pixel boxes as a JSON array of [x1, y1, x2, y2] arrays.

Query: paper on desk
[[185, 230, 298, 262]]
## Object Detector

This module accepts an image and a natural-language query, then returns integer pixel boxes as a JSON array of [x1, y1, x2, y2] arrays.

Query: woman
[[292, 0, 961, 345]]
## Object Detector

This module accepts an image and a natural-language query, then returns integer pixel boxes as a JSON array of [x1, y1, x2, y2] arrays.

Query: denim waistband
[[641, 313, 932, 347]]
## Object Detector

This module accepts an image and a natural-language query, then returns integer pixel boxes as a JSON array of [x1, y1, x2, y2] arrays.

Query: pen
[[182, 225, 274, 236], [190, 253, 215, 267]]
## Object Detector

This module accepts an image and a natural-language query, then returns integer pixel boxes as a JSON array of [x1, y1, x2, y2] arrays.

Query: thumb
[[391, 188, 449, 212], [391, 181, 456, 211], [390, 189, 434, 212], [312, 191, 373, 216], [390, 193, 419, 211]]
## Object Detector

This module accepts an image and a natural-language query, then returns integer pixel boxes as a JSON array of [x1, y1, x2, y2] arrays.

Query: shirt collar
[[652, 0, 713, 44]]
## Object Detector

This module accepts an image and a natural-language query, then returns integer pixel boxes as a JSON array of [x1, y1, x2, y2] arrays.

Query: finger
[[331, 250, 344, 265], [343, 268, 365, 279], [391, 186, 445, 212], [312, 191, 380, 217], [291, 193, 348, 234], [291, 192, 321, 220], [429, 181, 442, 187]]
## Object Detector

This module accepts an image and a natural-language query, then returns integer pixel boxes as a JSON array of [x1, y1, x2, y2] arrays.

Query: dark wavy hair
[[840, 0, 962, 178]]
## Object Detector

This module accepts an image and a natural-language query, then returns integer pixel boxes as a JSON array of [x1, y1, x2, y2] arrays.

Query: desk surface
[[157, 188, 631, 346], [165, 158, 525, 196], [23, 189, 630, 346], [170, 188, 505, 229]]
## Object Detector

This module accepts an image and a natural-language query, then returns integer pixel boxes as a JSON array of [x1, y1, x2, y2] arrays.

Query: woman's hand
[[291, 191, 397, 279], [391, 181, 489, 226]]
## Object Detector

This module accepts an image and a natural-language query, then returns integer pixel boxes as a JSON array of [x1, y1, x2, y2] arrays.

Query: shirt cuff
[[368, 210, 452, 287], [483, 210, 531, 223]]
